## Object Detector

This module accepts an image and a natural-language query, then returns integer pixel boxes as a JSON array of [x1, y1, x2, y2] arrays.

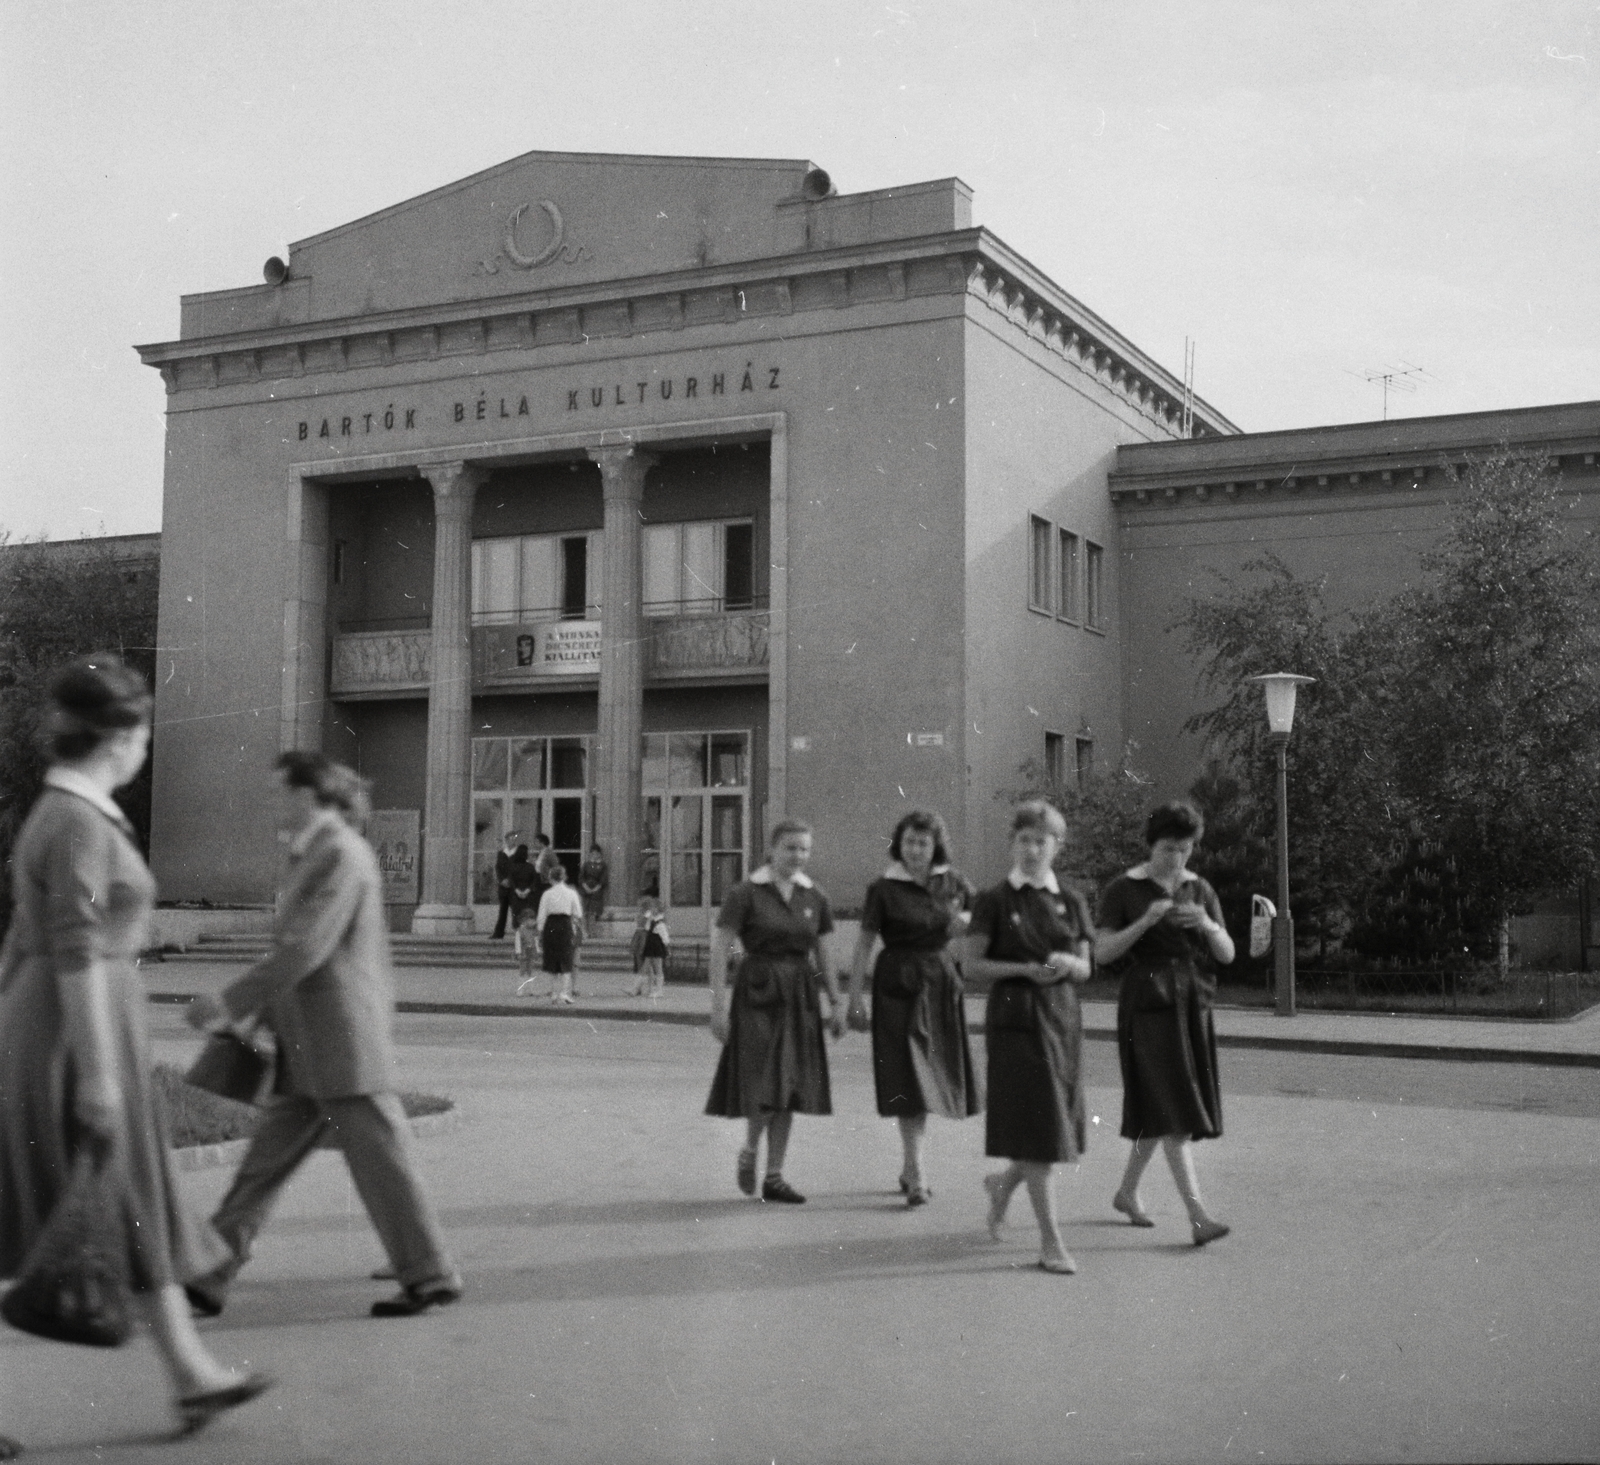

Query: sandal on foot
[[175, 1371, 275, 1437], [1112, 1192, 1156, 1228], [982, 1173, 1011, 1240], [906, 1185, 933, 1209]]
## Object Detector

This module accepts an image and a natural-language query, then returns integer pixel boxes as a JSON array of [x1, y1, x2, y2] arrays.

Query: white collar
[[1007, 866, 1061, 893], [45, 767, 133, 832], [750, 865, 814, 889], [883, 861, 951, 884], [288, 807, 343, 857], [1127, 863, 1191, 887]]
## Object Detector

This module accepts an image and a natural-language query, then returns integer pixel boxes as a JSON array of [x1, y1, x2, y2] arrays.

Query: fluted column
[[413, 461, 484, 934], [589, 445, 656, 910]]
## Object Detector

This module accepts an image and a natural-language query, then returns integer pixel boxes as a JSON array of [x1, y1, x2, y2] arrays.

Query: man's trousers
[[203, 1092, 458, 1295]]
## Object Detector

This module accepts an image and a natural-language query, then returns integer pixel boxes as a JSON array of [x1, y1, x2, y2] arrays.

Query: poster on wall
[[370, 809, 420, 904], [479, 622, 603, 676]]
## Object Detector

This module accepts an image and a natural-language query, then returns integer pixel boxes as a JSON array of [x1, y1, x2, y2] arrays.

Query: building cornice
[[133, 229, 1235, 438], [1107, 400, 1600, 508]]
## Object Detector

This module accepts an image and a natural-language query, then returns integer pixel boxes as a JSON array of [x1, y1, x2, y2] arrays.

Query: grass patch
[[153, 1063, 453, 1148]]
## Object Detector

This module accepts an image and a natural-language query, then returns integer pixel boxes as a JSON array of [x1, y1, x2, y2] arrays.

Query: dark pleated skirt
[[1117, 959, 1223, 1141], [984, 980, 1087, 1163], [705, 955, 831, 1118], [541, 914, 576, 973], [870, 947, 981, 1120]]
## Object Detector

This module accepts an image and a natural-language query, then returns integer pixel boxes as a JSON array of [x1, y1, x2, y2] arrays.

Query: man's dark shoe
[[761, 1176, 806, 1204], [370, 1279, 463, 1317]]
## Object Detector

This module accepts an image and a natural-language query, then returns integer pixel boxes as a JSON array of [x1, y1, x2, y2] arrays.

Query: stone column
[[589, 445, 656, 910], [413, 461, 483, 935]]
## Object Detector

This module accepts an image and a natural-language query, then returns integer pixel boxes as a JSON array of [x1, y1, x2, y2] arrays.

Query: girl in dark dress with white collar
[[705, 819, 845, 1204], [845, 810, 980, 1207], [1095, 801, 1234, 1246], [959, 801, 1093, 1274]]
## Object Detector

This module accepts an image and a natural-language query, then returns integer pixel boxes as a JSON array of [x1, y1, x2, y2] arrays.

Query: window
[[332, 540, 347, 586], [1075, 736, 1094, 789], [1085, 541, 1105, 630], [471, 532, 602, 624], [1045, 731, 1066, 786], [1029, 515, 1053, 612], [1058, 529, 1080, 622], [642, 519, 756, 615]]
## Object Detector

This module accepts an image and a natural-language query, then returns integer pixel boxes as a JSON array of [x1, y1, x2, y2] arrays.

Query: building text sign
[[370, 809, 420, 904]]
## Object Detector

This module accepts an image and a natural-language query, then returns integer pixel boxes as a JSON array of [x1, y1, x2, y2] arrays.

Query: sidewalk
[[143, 956, 1600, 1068]]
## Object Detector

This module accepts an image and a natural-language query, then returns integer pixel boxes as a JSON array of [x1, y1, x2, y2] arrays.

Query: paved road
[[3, 1010, 1597, 1463]]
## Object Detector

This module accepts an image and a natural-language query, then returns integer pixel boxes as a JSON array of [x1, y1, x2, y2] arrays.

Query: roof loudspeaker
[[801, 168, 834, 201], [263, 256, 290, 286]]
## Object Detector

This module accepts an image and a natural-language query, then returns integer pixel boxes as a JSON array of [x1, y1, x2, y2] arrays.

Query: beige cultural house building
[[132, 150, 1599, 958]]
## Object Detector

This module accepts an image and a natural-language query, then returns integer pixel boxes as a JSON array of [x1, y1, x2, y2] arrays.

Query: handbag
[[185, 1026, 273, 1105], [1, 1150, 134, 1348], [1249, 895, 1277, 960]]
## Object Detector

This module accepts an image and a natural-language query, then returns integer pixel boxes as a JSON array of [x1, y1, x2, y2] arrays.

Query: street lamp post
[[1249, 673, 1316, 1017]]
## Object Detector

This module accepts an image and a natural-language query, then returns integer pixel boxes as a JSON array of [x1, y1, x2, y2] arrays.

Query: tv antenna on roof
[[1348, 361, 1432, 421], [1181, 337, 1196, 437]]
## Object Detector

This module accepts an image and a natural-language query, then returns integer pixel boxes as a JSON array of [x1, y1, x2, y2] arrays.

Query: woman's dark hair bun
[[45, 654, 152, 760]]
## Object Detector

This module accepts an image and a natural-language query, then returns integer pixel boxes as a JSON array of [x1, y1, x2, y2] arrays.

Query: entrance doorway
[[642, 731, 750, 935], [471, 735, 591, 913]]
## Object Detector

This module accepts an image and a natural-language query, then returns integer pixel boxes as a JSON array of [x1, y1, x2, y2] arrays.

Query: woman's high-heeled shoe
[[175, 1371, 275, 1436]]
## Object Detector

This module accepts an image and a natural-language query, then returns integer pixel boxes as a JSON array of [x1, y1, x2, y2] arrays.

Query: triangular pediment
[[285, 150, 819, 321]]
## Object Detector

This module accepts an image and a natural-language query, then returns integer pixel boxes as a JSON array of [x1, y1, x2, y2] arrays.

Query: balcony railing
[[329, 609, 770, 697]]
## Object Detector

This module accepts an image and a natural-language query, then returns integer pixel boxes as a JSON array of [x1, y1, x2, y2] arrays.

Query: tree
[[0, 533, 161, 933], [1385, 451, 1600, 974], [1177, 555, 1403, 955]]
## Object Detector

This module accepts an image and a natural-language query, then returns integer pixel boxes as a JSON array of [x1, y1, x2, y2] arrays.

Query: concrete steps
[[159, 933, 649, 970]]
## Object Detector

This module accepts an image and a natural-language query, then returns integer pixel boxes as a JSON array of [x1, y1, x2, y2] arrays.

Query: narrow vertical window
[[1058, 529, 1079, 621], [332, 540, 347, 586], [560, 537, 587, 619], [643, 524, 678, 611], [1085, 541, 1105, 630], [1045, 731, 1066, 786], [723, 522, 754, 610], [1075, 736, 1094, 789], [1029, 515, 1053, 612], [682, 523, 720, 611]]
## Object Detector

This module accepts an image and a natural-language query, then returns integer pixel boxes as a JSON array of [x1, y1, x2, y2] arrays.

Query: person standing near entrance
[[535, 864, 585, 1005], [185, 751, 463, 1319], [491, 829, 523, 940], [705, 819, 845, 1204], [578, 843, 608, 929]]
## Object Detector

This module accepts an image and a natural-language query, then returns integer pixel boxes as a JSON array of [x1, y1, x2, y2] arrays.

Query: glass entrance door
[[471, 735, 591, 916], [641, 731, 749, 935]]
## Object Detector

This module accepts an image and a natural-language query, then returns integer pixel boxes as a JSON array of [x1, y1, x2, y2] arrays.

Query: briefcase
[[186, 1028, 273, 1105]]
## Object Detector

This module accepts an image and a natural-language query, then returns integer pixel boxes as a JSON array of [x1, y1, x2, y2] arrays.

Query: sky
[[2, 0, 1596, 540]]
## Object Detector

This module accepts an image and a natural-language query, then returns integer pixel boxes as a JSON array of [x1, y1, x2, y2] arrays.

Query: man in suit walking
[[491, 827, 522, 939], [186, 752, 463, 1318]]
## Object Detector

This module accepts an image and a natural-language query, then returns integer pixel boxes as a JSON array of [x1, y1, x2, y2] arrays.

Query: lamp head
[[1248, 672, 1316, 735]]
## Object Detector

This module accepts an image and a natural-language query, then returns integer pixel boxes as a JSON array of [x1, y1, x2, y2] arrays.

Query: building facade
[[134, 150, 1597, 959], [135, 151, 1227, 931]]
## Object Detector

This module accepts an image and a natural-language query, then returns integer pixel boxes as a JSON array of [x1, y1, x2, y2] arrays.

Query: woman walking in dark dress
[[706, 819, 845, 1204], [958, 801, 1093, 1274], [1095, 801, 1233, 1246], [0, 656, 272, 1435], [845, 811, 980, 1207]]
